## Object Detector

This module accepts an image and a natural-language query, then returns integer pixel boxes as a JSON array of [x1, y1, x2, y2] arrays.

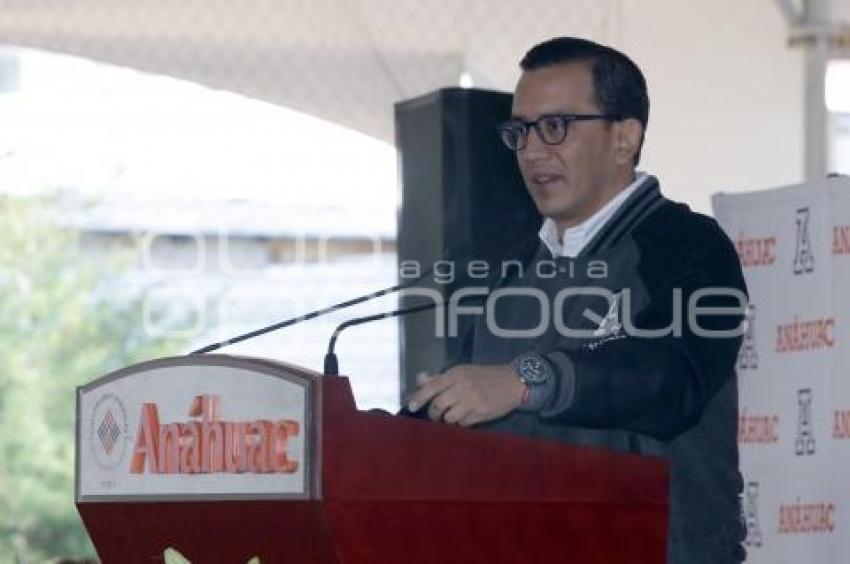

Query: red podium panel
[[77, 356, 667, 563]]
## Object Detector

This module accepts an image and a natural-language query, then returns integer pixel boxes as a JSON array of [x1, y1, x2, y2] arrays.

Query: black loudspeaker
[[395, 87, 541, 398]]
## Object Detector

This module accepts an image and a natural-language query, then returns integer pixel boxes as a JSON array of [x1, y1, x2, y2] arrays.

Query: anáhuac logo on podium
[[130, 394, 301, 475]]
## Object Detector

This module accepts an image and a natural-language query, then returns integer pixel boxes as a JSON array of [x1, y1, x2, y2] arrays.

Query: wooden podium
[[76, 355, 668, 563]]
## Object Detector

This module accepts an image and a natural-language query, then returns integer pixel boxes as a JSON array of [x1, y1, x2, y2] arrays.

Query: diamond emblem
[[97, 409, 121, 455]]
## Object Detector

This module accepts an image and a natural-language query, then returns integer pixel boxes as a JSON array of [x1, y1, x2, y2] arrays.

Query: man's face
[[512, 62, 624, 230]]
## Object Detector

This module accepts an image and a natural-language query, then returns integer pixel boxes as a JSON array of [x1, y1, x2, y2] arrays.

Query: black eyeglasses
[[497, 113, 622, 151]]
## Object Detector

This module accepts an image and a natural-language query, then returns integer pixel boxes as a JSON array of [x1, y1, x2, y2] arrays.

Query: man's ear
[[613, 118, 643, 165]]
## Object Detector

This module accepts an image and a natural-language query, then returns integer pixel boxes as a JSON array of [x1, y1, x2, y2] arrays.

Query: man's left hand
[[406, 364, 525, 427]]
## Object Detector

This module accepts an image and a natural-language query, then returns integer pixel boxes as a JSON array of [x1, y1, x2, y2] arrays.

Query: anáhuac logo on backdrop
[[738, 410, 779, 444], [736, 233, 777, 268], [833, 224, 850, 255], [737, 304, 758, 370], [795, 388, 816, 456], [743, 481, 763, 548], [793, 207, 815, 275], [834, 409, 850, 440], [89, 393, 129, 469], [130, 394, 301, 475], [775, 315, 835, 353], [778, 498, 835, 534]]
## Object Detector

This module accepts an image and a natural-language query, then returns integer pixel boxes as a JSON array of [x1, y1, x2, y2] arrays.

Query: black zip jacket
[[467, 177, 748, 564]]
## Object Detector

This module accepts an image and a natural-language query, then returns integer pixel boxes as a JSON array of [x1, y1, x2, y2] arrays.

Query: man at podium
[[407, 37, 748, 564]]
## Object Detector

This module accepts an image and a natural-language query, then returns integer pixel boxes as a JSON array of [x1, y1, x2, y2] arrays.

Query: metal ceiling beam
[[776, 0, 850, 180]]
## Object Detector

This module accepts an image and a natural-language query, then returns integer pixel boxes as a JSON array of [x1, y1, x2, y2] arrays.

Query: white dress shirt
[[538, 172, 650, 258]]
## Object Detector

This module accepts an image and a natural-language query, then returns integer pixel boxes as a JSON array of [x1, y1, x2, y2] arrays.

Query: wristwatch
[[510, 352, 556, 412]]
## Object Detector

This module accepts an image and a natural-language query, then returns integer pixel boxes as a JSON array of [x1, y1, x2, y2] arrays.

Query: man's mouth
[[531, 173, 563, 187]]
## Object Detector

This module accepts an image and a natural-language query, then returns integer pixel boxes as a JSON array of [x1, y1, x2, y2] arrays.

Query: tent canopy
[[0, 0, 621, 142]]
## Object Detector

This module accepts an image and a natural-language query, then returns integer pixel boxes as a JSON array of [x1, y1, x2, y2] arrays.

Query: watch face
[[520, 356, 548, 383]]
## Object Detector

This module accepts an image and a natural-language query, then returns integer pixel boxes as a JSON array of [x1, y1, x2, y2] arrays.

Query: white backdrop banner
[[712, 175, 850, 564]]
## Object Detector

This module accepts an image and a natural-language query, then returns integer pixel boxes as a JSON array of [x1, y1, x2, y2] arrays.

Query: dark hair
[[520, 37, 649, 165]]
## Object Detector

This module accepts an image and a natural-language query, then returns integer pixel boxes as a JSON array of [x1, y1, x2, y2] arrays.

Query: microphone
[[321, 296, 480, 421], [190, 264, 441, 355], [323, 301, 439, 376], [321, 234, 542, 377]]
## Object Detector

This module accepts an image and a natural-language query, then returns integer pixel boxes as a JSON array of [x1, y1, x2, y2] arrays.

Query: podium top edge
[[77, 354, 325, 394]]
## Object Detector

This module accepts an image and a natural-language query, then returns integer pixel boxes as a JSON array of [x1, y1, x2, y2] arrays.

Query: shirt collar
[[539, 172, 650, 258]]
